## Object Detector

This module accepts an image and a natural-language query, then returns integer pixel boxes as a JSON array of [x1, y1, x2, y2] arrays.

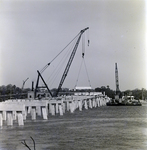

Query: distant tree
[[95, 86, 115, 98]]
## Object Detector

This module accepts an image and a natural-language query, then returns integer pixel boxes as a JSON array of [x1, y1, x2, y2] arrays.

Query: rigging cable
[[74, 59, 84, 89], [83, 58, 92, 88], [87, 29, 90, 46], [47, 38, 77, 87], [74, 31, 92, 88], [82, 33, 85, 58], [40, 32, 81, 74]]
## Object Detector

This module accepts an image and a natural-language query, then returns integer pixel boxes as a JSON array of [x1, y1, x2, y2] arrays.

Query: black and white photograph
[[0, 0, 146, 149]]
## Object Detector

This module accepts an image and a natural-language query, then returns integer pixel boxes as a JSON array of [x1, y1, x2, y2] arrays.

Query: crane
[[22, 77, 29, 90], [34, 27, 89, 98], [115, 63, 121, 100], [54, 27, 89, 96]]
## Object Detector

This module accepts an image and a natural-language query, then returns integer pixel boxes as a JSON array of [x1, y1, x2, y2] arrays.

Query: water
[[0, 106, 147, 150]]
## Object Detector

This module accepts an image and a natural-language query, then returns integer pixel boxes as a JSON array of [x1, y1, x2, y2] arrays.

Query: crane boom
[[115, 63, 120, 93], [54, 27, 89, 96], [22, 78, 29, 90]]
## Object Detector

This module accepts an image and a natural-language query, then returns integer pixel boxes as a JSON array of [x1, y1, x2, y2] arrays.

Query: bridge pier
[[78, 100, 82, 111], [66, 101, 70, 111], [17, 112, 24, 126], [0, 113, 3, 126], [31, 107, 36, 120], [7, 111, 13, 126], [51, 104, 55, 116], [42, 106, 48, 119], [69, 101, 75, 113], [56, 103, 59, 114], [12, 111, 17, 120], [2, 111, 6, 120], [89, 99, 92, 109], [28, 106, 31, 114], [84, 100, 88, 109], [36, 106, 42, 116], [59, 104, 63, 116], [62, 102, 66, 113]]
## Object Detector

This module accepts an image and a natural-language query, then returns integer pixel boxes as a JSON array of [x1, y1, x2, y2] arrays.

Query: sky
[[0, 0, 146, 91]]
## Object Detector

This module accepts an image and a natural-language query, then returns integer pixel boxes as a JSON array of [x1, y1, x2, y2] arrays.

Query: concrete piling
[[84, 100, 88, 109], [17, 112, 24, 126], [28, 106, 31, 114], [59, 105, 63, 116], [42, 107, 48, 119], [31, 107, 36, 120], [7, 111, 13, 126], [0, 93, 107, 126], [36, 106, 41, 116], [70, 102, 75, 113], [56, 103, 59, 114], [78, 100, 82, 111], [2, 111, 6, 121], [0, 113, 3, 126], [50, 104, 55, 116], [89, 99, 92, 108], [12, 111, 17, 120]]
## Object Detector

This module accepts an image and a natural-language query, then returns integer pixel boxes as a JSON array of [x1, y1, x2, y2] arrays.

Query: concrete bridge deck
[[0, 94, 110, 126]]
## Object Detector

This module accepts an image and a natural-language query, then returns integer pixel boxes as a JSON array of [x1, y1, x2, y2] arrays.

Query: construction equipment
[[35, 27, 89, 98], [54, 27, 89, 96], [115, 63, 121, 100], [22, 78, 29, 90]]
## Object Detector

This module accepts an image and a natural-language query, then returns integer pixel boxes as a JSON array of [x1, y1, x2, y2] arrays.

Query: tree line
[[95, 85, 147, 100], [0, 84, 146, 101], [0, 84, 31, 101]]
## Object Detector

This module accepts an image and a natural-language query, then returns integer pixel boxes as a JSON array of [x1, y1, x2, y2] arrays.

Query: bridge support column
[[31, 107, 36, 120], [62, 103, 65, 113], [56, 103, 59, 114], [84, 100, 88, 109], [50, 104, 55, 116], [94, 98, 97, 107], [28, 106, 31, 114], [66, 101, 70, 111], [70, 102, 75, 113], [59, 104, 63, 116], [42, 107, 48, 119], [36, 106, 41, 116], [78, 100, 82, 111], [89, 99, 92, 108], [7, 111, 13, 126], [12, 111, 17, 120], [96, 98, 99, 107], [22, 111, 26, 120], [2, 111, 6, 120], [17, 112, 24, 126], [92, 99, 96, 108], [100, 98, 102, 106], [0, 113, 3, 126]]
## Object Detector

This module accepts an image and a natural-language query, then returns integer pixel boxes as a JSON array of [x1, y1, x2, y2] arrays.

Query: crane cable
[[83, 58, 92, 88], [40, 32, 81, 74], [74, 57, 92, 89], [74, 32, 92, 89], [47, 39, 77, 87], [74, 59, 84, 89]]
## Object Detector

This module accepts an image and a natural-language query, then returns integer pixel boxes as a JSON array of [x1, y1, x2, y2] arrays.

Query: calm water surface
[[0, 106, 147, 150]]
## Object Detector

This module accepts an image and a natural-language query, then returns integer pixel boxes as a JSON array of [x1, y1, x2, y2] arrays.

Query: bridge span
[[0, 93, 110, 126]]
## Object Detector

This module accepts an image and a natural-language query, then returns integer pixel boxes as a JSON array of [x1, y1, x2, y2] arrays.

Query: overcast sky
[[0, 0, 146, 91]]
